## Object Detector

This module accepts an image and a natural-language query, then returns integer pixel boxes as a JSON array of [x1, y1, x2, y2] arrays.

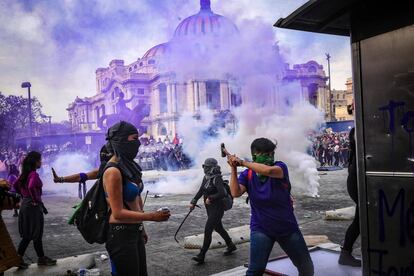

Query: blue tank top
[[123, 181, 143, 202], [105, 181, 143, 202]]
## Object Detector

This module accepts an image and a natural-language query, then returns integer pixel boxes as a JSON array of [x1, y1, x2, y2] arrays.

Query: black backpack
[[212, 177, 233, 211], [222, 180, 233, 211], [72, 162, 125, 244]]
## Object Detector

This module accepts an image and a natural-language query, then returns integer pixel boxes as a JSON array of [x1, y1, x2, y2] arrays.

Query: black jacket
[[191, 175, 225, 205]]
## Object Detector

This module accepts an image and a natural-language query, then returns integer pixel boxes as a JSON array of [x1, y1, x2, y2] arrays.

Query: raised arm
[[241, 160, 284, 179], [228, 161, 246, 198], [52, 168, 99, 183]]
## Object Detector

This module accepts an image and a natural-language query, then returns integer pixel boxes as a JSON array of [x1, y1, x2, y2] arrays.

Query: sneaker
[[223, 243, 237, 256], [192, 254, 205, 264], [338, 249, 361, 267], [17, 260, 29, 270], [37, 256, 57, 266]]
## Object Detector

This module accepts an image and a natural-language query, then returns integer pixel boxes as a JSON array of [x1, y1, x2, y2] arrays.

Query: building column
[[170, 83, 177, 113], [186, 81, 194, 112], [193, 81, 200, 111], [220, 81, 230, 110], [151, 86, 160, 117], [199, 81, 206, 107], [167, 83, 173, 114]]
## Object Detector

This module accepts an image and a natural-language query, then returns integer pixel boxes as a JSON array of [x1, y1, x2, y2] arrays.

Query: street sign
[[85, 136, 92, 145]]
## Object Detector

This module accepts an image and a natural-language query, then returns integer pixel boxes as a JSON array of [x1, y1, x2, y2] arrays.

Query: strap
[[247, 169, 252, 182]]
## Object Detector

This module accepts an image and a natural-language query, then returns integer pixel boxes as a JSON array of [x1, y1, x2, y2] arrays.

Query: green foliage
[[0, 92, 44, 149]]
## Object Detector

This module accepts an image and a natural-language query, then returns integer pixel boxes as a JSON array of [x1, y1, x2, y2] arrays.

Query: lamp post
[[21, 82, 32, 147], [325, 53, 333, 121]]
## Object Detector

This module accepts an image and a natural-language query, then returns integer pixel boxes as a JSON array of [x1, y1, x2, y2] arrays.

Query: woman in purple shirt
[[14, 151, 56, 269], [228, 138, 314, 276]]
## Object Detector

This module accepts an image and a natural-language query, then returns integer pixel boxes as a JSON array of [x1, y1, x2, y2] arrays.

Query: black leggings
[[105, 224, 147, 276], [17, 237, 44, 257], [200, 203, 232, 256], [343, 165, 360, 252]]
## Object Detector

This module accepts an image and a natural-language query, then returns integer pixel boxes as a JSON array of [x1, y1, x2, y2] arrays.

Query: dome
[[142, 42, 169, 59], [173, 0, 238, 38]]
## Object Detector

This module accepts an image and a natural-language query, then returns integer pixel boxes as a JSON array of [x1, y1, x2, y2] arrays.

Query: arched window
[[101, 105, 106, 116], [158, 84, 167, 113], [308, 66, 317, 73], [95, 106, 100, 121]]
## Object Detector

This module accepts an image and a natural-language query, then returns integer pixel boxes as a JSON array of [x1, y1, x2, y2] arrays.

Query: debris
[[325, 206, 355, 220], [303, 235, 330, 247]]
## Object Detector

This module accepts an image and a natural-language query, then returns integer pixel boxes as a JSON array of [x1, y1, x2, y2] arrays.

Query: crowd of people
[[311, 131, 350, 167], [137, 143, 191, 171]]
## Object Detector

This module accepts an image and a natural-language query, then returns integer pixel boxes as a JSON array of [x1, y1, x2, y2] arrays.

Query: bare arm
[[229, 162, 246, 198], [104, 167, 169, 222], [241, 160, 284, 179], [53, 168, 100, 183]]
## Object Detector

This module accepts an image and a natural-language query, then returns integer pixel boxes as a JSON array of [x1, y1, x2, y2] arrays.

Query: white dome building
[[67, 0, 329, 138]]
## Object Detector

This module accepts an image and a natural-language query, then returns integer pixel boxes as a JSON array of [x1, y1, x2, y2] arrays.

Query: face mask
[[253, 154, 274, 166], [113, 139, 140, 160], [203, 166, 212, 175], [253, 154, 274, 183]]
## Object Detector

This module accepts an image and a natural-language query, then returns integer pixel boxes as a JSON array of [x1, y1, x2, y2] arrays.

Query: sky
[[0, 0, 352, 122]]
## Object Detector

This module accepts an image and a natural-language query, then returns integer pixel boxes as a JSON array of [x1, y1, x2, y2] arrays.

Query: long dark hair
[[16, 151, 41, 189]]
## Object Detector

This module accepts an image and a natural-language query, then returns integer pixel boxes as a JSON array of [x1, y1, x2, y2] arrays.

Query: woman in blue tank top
[[103, 121, 171, 276]]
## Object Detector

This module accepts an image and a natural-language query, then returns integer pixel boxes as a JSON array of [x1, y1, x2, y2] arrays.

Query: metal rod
[[174, 205, 200, 244], [365, 171, 414, 177]]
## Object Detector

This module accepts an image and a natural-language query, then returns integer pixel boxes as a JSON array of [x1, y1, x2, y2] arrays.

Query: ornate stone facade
[[67, 0, 331, 138]]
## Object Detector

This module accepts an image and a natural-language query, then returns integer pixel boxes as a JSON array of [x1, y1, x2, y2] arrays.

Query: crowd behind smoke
[[0, 128, 350, 197]]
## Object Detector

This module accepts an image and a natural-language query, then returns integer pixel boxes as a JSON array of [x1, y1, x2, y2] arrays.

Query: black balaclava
[[106, 121, 142, 181], [202, 158, 221, 181], [97, 145, 114, 178]]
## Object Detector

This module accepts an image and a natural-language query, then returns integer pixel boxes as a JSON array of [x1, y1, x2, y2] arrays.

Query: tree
[[0, 92, 44, 149]]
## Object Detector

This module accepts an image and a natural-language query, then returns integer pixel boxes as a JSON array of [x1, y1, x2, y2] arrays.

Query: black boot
[[37, 256, 57, 266], [192, 252, 205, 264], [17, 256, 29, 270], [338, 249, 361, 267], [223, 242, 237, 256]]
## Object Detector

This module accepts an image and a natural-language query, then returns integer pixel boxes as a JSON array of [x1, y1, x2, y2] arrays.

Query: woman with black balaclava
[[190, 158, 236, 264], [103, 121, 170, 276]]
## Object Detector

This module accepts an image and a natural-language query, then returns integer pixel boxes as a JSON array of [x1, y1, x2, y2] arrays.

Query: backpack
[[70, 162, 125, 244], [222, 180, 233, 211], [212, 177, 233, 211]]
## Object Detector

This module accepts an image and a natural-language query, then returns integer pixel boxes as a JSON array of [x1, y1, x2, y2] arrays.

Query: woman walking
[[103, 121, 170, 276], [7, 164, 20, 217], [15, 151, 56, 269], [190, 158, 236, 264]]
